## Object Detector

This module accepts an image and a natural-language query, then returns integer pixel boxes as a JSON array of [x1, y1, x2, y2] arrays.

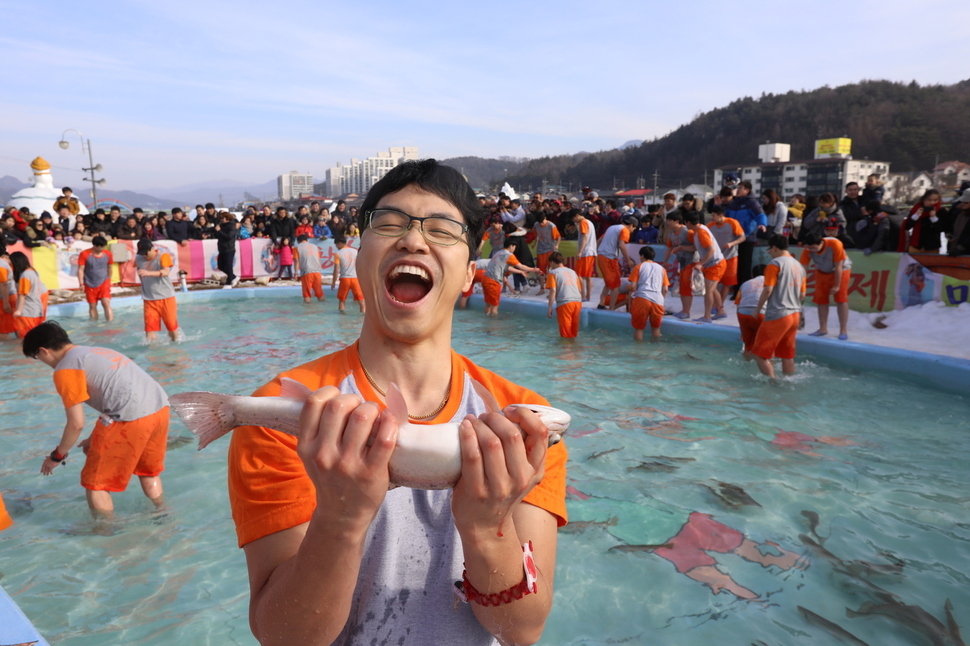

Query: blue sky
[[2, 0, 967, 192]]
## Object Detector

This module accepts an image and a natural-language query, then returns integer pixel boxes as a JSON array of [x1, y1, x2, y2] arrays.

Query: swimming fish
[[560, 517, 618, 534], [628, 461, 680, 473], [797, 606, 870, 645], [169, 378, 570, 490], [608, 543, 673, 553], [701, 481, 761, 508], [799, 534, 905, 579], [846, 600, 964, 646]]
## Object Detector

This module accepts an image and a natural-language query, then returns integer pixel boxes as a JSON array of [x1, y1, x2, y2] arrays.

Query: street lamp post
[[58, 129, 105, 209]]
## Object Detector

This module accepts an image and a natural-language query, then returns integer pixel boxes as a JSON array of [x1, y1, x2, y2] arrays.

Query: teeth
[[389, 265, 431, 282]]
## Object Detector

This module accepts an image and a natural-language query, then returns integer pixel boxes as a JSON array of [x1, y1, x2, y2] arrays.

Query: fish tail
[[169, 392, 239, 449]]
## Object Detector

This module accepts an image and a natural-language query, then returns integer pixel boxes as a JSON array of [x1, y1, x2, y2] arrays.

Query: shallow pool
[[1, 292, 968, 645]]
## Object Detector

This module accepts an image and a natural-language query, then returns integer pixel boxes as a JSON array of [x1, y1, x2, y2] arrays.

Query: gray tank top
[[765, 255, 806, 321], [81, 249, 111, 287]]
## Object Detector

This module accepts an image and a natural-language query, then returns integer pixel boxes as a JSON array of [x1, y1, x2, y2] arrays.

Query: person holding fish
[[218, 159, 568, 646], [22, 321, 170, 517]]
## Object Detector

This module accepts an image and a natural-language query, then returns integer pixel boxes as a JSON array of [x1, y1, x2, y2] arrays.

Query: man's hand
[[1, 300, 10, 314], [452, 407, 547, 539], [78, 437, 91, 455], [296, 387, 398, 532], [41, 455, 62, 476]]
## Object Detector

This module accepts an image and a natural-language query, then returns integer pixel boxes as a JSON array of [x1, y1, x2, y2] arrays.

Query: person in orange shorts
[[707, 205, 746, 313], [458, 258, 488, 309], [332, 236, 365, 313], [627, 245, 669, 340], [0, 244, 17, 339], [481, 238, 541, 316], [572, 208, 598, 301], [226, 160, 566, 645], [135, 238, 181, 342], [661, 212, 699, 320], [752, 235, 807, 378], [294, 234, 326, 303], [23, 321, 170, 518], [533, 211, 561, 293], [545, 251, 583, 338], [10, 251, 48, 338], [800, 231, 851, 340], [734, 263, 766, 359], [684, 212, 726, 323], [77, 235, 115, 321], [596, 215, 638, 310]]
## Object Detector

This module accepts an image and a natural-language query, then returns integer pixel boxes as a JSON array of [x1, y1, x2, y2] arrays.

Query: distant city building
[[714, 139, 891, 201], [278, 171, 314, 201], [326, 147, 419, 197]]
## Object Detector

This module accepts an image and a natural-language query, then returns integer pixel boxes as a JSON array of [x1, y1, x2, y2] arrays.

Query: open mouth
[[386, 264, 433, 304]]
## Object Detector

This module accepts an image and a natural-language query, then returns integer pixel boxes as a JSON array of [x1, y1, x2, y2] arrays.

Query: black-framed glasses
[[365, 209, 468, 246]]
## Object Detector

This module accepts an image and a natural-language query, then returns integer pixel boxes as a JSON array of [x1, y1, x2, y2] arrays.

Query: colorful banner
[[4, 237, 358, 289]]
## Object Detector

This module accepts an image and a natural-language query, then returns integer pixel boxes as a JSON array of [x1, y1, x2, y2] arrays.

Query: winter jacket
[[724, 196, 767, 238]]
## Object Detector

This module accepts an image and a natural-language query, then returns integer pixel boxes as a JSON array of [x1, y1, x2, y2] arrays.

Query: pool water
[[1, 292, 968, 645]]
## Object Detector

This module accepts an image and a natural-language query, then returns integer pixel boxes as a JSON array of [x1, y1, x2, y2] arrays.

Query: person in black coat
[[268, 207, 296, 244], [214, 211, 240, 286], [166, 208, 191, 245]]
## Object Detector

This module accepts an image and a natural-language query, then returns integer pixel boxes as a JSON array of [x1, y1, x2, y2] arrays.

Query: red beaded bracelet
[[50, 448, 68, 463], [454, 541, 538, 607]]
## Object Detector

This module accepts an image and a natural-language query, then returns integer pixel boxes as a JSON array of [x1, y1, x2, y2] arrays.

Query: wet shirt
[[486, 227, 505, 255], [735, 275, 766, 316], [53, 345, 168, 422], [485, 248, 519, 283], [628, 260, 669, 305], [335, 246, 358, 279], [16, 269, 47, 317], [708, 218, 745, 260], [228, 344, 568, 646], [597, 224, 631, 260], [576, 217, 598, 258], [666, 227, 699, 267], [295, 242, 321, 275], [799, 237, 852, 274], [763, 255, 806, 321], [534, 221, 561, 254], [78, 248, 113, 288], [0, 258, 14, 295], [135, 252, 176, 301], [545, 266, 582, 305], [688, 224, 725, 269]]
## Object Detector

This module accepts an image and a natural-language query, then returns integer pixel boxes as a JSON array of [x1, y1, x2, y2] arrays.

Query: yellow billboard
[[815, 138, 852, 157]]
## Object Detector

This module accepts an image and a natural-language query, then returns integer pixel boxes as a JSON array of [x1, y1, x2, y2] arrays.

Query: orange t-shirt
[[228, 343, 568, 547]]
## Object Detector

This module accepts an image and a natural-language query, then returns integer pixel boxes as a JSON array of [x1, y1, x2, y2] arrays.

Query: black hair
[[548, 251, 564, 265], [768, 234, 790, 250], [333, 235, 347, 245], [63, 187, 72, 193], [665, 212, 684, 223], [92, 235, 107, 248], [752, 264, 766, 278], [863, 200, 881, 213], [357, 159, 485, 257], [683, 212, 700, 225], [196, 204, 204, 209], [503, 238, 516, 249], [639, 246, 656, 261], [640, 215, 653, 225], [95, 208, 106, 216], [205, 203, 215, 210], [710, 205, 725, 215], [621, 214, 639, 227], [719, 187, 734, 198], [22, 320, 72, 357], [137, 239, 154, 255], [297, 234, 308, 242], [802, 232, 822, 246], [10, 251, 30, 281]]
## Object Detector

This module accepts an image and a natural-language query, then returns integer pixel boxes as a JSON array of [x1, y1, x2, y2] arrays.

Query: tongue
[[390, 277, 430, 303]]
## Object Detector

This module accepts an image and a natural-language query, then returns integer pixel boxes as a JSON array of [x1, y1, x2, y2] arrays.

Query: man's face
[[668, 221, 683, 233], [711, 212, 725, 225], [680, 198, 693, 210], [664, 197, 676, 209], [58, 208, 70, 219], [846, 185, 860, 198], [336, 204, 346, 213], [736, 185, 750, 197], [262, 207, 272, 217], [1, 217, 13, 230], [206, 207, 216, 217], [357, 184, 473, 344], [110, 209, 120, 219]]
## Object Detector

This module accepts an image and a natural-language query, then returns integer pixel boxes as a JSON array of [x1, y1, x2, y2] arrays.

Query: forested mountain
[[437, 156, 528, 190], [508, 79, 970, 191]]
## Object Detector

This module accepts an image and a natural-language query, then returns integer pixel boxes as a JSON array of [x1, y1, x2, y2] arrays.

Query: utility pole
[[652, 169, 660, 205]]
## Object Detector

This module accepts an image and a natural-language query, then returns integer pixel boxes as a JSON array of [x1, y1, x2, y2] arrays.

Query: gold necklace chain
[[359, 359, 450, 421]]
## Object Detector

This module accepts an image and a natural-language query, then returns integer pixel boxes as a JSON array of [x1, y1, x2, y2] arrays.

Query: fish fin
[[471, 378, 502, 415], [169, 392, 238, 450], [385, 383, 410, 428], [279, 377, 312, 401]]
